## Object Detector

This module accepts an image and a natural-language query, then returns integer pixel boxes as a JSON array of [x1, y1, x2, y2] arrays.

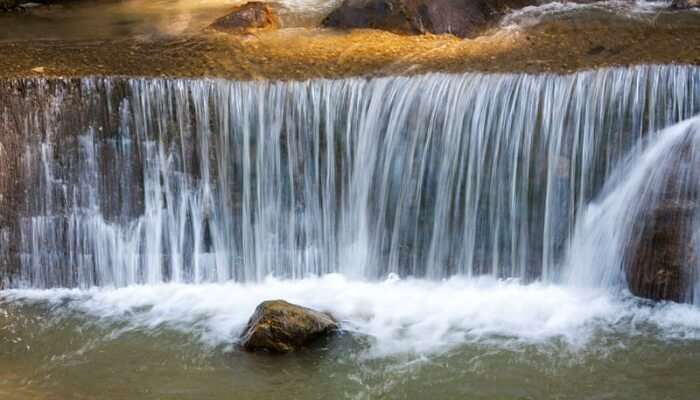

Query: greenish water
[[1, 278, 699, 399]]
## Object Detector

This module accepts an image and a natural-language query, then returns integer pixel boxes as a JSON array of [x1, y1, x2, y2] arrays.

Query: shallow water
[[0, 0, 694, 42], [0, 0, 341, 41], [1, 276, 700, 399]]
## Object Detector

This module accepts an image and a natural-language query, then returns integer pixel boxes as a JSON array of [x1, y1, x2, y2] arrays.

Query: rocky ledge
[[0, 0, 699, 80], [1, 19, 700, 81]]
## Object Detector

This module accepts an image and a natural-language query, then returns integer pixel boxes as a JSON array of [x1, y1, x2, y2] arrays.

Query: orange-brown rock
[[211, 2, 278, 34]]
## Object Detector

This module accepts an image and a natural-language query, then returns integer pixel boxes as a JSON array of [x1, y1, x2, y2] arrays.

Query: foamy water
[[2, 275, 699, 356], [500, 0, 675, 30]]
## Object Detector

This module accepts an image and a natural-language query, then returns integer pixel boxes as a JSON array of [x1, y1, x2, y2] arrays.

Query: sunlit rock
[[240, 300, 338, 352], [211, 2, 278, 34]]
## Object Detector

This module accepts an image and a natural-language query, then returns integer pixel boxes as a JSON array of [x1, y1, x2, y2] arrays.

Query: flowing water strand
[[1, 65, 699, 288]]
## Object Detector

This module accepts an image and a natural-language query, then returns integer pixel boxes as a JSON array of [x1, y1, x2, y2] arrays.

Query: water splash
[[3, 274, 700, 356]]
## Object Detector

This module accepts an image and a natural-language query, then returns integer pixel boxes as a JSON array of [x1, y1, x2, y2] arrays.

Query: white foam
[[2, 275, 699, 356], [500, 1, 672, 30]]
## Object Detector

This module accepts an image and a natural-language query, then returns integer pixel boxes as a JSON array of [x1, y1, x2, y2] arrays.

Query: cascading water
[[1, 65, 700, 291]]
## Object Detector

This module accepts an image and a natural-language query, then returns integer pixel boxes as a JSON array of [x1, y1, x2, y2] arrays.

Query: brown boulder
[[321, 0, 534, 38], [240, 300, 338, 352], [211, 2, 278, 34], [625, 201, 696, 303], [624, 132, 700, 304]]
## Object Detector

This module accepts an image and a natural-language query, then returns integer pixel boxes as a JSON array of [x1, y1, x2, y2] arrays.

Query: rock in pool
[[211, 2, 278, 34], [240, 300, 338, 353]]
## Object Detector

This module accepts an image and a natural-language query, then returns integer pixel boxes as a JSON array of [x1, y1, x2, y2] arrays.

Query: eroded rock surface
[[240, 300, 338, 352]]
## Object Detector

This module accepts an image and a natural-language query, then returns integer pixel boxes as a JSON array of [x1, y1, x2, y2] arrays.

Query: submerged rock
[[322, 0, 533, 38], [240, 300, 338, 352], [211, 2, 278, 34]]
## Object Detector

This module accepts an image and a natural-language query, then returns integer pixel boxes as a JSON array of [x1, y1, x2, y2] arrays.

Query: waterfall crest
[[1, 65, 700, 288]]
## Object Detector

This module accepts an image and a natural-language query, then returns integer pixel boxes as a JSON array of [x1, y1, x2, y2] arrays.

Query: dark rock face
[[322, 0, 417, 34], [626, 201, 697, 302], [624, 136, 700, 304], [670, 0, 700, 10], [1, 0, 52, 11], [322, 0, 533, 38], [0, 0, 19, 10], [240, 300, 338, 352], [211, 2, 278, 34]]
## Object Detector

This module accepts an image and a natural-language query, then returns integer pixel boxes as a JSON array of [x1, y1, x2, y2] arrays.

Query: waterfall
[[1, 65, 699, 289]]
